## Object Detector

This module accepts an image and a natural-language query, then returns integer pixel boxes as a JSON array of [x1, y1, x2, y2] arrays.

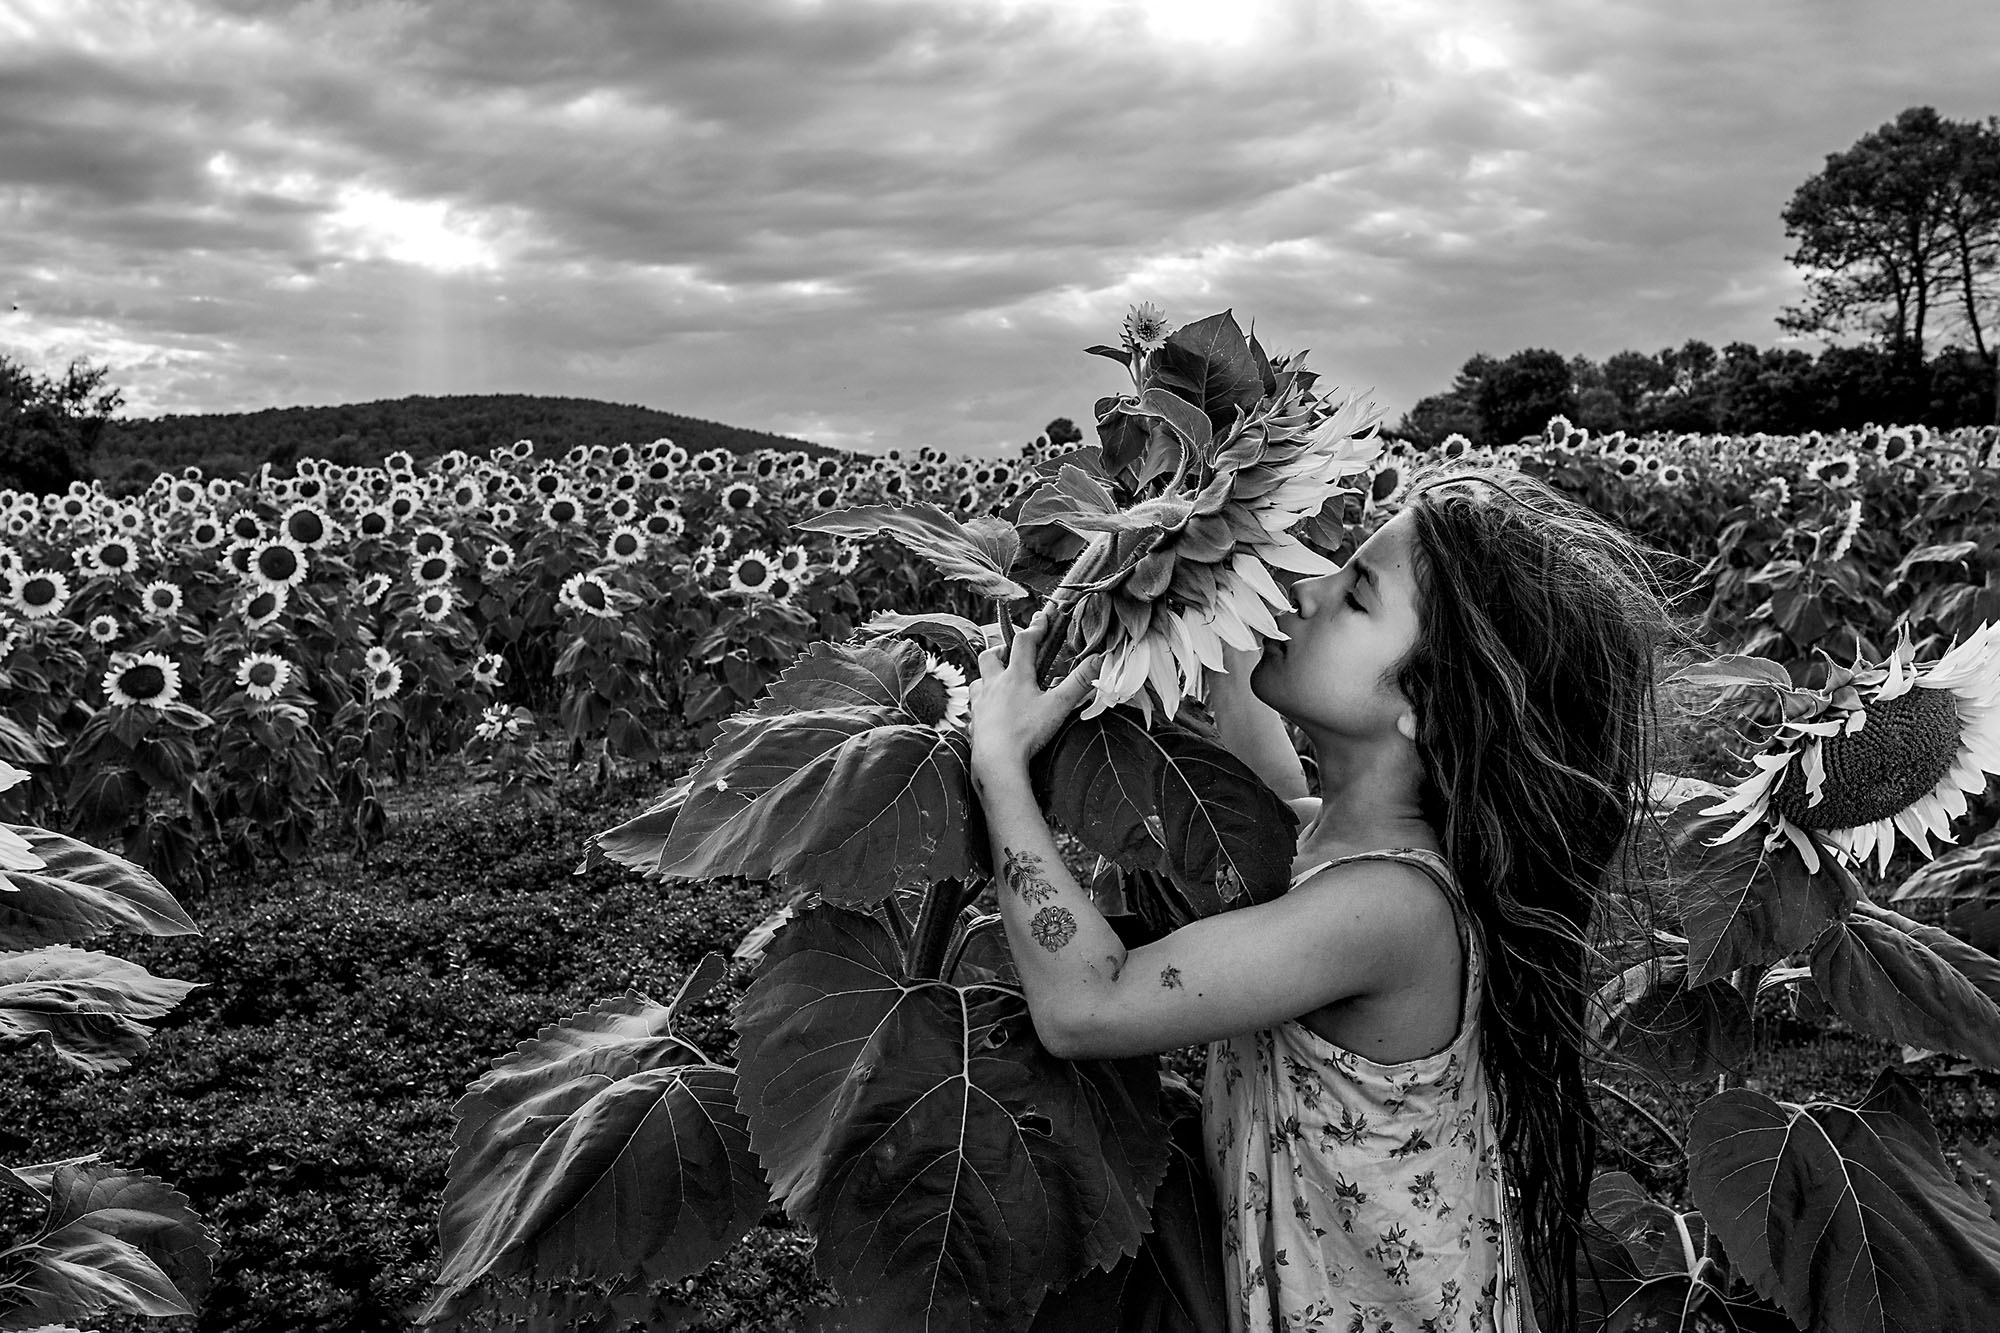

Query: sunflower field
[[4, 415, 2000, 893]]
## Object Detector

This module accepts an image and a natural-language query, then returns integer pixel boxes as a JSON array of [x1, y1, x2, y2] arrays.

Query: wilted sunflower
[[103, 650, 182, 709], [1699, 623, 2000, 877], [470, 652, 505, 687], [236, 651, 294, 703], [904, 651, 972, 732], [9, 569, 69, 620], [249, 538, 310, 590]]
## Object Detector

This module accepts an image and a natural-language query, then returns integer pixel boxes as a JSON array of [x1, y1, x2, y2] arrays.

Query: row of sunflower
[[3, 414, 1997, 884]]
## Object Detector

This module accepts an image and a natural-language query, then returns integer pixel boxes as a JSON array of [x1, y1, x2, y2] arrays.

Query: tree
[[1781, 107, 2000, 422], [0, 352, 126, 494], [1475, 348, 1577, 444]]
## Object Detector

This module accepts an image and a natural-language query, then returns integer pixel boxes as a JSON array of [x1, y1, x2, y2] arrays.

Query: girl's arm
[[1204, 643, 1309, 801]]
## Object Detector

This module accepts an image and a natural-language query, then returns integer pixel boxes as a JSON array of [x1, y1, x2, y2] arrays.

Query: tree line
[[1395, 106, 2000, 445]]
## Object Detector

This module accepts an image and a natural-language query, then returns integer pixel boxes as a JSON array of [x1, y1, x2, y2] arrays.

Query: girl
[[967, 465, 1695, 1333]]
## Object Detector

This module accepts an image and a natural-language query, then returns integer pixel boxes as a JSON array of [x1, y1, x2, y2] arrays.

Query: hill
[[91, 393, 835, 486]]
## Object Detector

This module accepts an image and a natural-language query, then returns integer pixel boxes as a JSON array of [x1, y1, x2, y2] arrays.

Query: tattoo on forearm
[[1160, 965, 1184, 989], [1001, 846, 1059, 904], [1105, 954, 1123, 983], [1030, 905, 1077, 952]]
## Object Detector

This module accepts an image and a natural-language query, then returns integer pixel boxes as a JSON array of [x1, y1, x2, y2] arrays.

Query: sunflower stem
[[994, 596, 1018, 662], [906, 877, 973, 981], [1586, 1078, 1683, 1154], [1033, 534, 1117, 689]]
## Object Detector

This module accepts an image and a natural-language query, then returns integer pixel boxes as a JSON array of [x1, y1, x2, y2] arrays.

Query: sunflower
[[484, 545, 516, 575], [558, 572, 620, 618], [832, 544, 860, 577], [138, 580, 184, 619], [0, 759, 42, 871], [229, 511, 264, 543], [365, 662, 405, 702], [239, 585, 288, 629], [766, 572, 796, 605], [604, 525, 647, 566], [236, 651, 294, 702], [1122, 301, 1172, 354], [354, 508, 393, 540], [1698, 623, 2000, 877], [364, 645, 395, 673], [249, 539, 310, 590], [775, 543, 809, 575], [690, 549, 717, 580], [103, 650, 182, 709], [470, 652, 505, 687], [543, 493, 583, 528], [188, 518, 224, 549], [87, 614, 120, 644], [1824, 498, 1864, 563], [410, 550, 457, 587], [643, 511, 684, 541], [358, 572, 392, 606], [1069, 383, 1382, 725], [1809, 452, 1859, 487], [9, 569, 69, 620], [417, 587, 456, 623], [281, 503, 334, 549], [728, 549, 775, 595], [720, 480, 760, 513], [90, 537, 138, 576], [904, 651, 972, 732]]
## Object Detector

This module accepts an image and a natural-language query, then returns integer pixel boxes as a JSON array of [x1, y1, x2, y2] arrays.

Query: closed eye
[[1345, 590, 1365, 612]]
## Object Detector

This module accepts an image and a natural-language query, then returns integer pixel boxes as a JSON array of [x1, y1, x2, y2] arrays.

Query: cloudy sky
[[2, 0, 1996, 455]]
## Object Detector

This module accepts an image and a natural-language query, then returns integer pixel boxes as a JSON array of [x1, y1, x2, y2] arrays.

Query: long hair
[[1387, 464, 1706, 1332]]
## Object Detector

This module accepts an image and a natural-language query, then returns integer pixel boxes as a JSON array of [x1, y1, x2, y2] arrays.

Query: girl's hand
[[968, 607, 1103, 780]]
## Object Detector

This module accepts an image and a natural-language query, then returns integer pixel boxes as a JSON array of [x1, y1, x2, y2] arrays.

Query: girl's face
[[1253, 507, 1423, 744]]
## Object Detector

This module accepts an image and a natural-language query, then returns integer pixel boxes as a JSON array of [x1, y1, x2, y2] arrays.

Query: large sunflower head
[[1697, 623, 2000, 877], [103, 650, 182, 710], [904, 652, 971, 732]]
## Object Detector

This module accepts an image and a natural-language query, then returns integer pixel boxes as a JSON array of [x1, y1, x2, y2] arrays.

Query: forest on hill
[[88, 393, 834, 484]]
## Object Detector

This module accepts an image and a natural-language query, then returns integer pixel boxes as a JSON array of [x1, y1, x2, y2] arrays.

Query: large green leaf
[[658, 709, 978, 903], [1589, 953, 1753, 1085], [581, 772, 695, 878], [418, 955, 767, 1330], [797, 503, 1028, 600], [0, 826, 198, 949], [1579, 1171, 1785, 1333], [733, 903, 1170, 1333], [1667, 807, 1857, 986], [1687, 1068, 2000, 1333], [0, 1157, 218, 1328], [1041, 708, 1294, 916], [1887, 826, 2000, 908], [1146, 312, 1265, 436], [1809, 900, 2000, 1069], [0, 946, 202, 1073], [1026, 1073, 1228, 1333]]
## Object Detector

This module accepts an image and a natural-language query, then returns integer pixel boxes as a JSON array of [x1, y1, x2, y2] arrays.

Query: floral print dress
[[1201, 847, 1533, 1333]]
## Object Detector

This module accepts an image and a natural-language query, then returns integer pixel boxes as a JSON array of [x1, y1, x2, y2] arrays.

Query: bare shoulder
[[1290, 857, 1460, 975]]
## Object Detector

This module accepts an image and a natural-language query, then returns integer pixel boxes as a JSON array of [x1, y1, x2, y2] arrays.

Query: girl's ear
[[1396, 710, 1417, 741]]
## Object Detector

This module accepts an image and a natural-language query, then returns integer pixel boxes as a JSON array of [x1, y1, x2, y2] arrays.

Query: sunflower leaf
[[797, 503, 1027, 600], [1687, 1068, 2000, 1333], [734, 902, 1169, 1333], [1148, 311, 1266, 436], [1666, 807, 1858, 987], [1809, 901, 2000, 1068]]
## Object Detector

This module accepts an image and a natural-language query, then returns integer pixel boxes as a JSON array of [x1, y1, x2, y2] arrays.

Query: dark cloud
[[1, 0, 1996, 455]]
